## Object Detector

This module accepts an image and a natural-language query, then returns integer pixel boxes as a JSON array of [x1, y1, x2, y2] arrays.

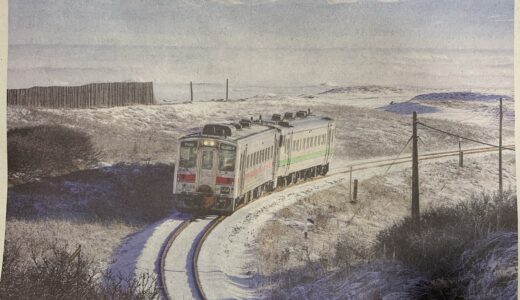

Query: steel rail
[[158, 219, 192, 300]]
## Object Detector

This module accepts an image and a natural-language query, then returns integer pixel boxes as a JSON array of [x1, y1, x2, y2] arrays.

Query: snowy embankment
[[109, 213, 188, 279], [196, 153, 474, 299], [279, 232, 517, 299]]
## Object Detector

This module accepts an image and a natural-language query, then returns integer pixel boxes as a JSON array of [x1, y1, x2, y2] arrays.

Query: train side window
[[247, 155, 250, 168], [261, 149, 265, 162]]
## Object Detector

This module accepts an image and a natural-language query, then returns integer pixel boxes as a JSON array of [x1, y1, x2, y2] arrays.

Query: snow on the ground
[[198, 175, 345, 300], [280, 261, 431, 300], [458, 232, 517, 299], [108, 213, 188, 279], [278, 232, 517, 300], [197, 150, 515, 299]]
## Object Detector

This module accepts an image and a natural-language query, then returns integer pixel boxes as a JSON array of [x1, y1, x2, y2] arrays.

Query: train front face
[[173, 138, 238, 214]]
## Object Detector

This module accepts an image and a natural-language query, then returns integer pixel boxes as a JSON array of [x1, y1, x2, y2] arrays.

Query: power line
[[417, 121, 515, 151], [383, 135, 413, 176]]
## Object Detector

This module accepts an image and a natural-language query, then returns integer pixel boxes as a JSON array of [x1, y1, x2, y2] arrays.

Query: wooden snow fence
[[7, 82, 155, 108]]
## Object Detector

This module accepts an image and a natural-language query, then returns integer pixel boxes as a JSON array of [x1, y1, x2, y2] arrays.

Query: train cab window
[[219, 144, 236, 172], [179, 141, 197, 168]]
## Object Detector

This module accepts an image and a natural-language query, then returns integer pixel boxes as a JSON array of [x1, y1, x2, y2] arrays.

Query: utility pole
[[226, 79, 229, 101], [190, 81, 193, 102], [499, 98, 503, 199], [459, 138, 463, 168], [412, 112, 420, 221], [349, 166, 352, 201]]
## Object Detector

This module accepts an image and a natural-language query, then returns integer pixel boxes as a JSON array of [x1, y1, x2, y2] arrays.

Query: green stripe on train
[[278, 149, 328, 167]]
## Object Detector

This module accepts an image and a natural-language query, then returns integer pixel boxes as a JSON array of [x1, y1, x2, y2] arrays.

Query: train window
[[179, 142, 198, 168], [247, 155, 250, 168], [314, 136, 317, 147], [219, 146, 236, 172]]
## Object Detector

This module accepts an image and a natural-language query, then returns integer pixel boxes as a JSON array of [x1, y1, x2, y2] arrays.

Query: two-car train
[[173, 109, 336, 215]]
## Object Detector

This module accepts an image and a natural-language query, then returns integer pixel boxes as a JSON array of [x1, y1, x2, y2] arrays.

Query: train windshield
[[219, 144, 236, 172], [179, 141, 197, 168]]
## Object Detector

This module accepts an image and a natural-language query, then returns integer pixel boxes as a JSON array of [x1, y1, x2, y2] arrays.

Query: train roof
[[180, 111, 334, 143]]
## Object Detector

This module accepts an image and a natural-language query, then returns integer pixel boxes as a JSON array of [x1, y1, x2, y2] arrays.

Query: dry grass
[[7, 96, 509, 164], [5, 219, 136, 271], [254, 153, 516, 297], [1, 231, 158, 300]]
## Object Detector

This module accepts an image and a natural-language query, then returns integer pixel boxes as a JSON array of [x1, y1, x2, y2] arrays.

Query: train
[[173, 109, 336, 215]]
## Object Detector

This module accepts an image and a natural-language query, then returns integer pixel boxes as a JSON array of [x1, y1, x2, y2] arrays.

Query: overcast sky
[[7, 0, 515, 93], [9, 0, 514, 49]]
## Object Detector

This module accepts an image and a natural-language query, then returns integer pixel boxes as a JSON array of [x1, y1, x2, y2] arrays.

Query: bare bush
[[0, 236, 158, 300], [374, 192, 517, 277], [8, 125, 99, 183]]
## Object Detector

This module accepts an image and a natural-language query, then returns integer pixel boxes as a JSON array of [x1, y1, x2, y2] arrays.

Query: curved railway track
[[158, 144, 514, 299]]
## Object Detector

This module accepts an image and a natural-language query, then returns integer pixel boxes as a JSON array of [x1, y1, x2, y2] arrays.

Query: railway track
[[158, 144, 513, 299], [159, 216, 226, 300]]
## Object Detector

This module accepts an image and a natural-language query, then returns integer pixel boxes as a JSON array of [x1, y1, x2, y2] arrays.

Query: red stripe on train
[[216, 176, 234, 185], [177, 173, 196, 182]]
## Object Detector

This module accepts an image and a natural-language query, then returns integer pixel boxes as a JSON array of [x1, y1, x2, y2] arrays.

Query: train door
[[239, 146, 247, 196], [285, 131, 293, 173], [325, 124, 332, 162], [197, 147, 218, 193]]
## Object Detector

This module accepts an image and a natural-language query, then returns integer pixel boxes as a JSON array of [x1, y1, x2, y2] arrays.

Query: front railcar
[[173, 136, 239, 215]]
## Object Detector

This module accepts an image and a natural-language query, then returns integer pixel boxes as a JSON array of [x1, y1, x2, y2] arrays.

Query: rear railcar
[[273, 111, 335, 186]]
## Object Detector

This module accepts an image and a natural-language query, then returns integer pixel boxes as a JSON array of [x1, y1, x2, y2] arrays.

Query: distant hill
[[319, 85, 404, 95], [381, 102, 438, 115], [412, 92, 511, 102]]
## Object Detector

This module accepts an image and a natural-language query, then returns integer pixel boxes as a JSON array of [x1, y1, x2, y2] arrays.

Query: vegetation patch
[[0, 235, 158, 300], [8, 125, 99, 183]]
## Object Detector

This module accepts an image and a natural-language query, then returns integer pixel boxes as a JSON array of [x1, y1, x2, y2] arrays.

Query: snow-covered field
[[6, 85, 516, 299]]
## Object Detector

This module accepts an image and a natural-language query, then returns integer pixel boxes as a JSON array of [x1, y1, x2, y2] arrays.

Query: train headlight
[[203, 140, 216, 146]]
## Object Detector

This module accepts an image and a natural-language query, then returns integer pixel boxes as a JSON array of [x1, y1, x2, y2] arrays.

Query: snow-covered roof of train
[[181, 113, 334, 142]]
